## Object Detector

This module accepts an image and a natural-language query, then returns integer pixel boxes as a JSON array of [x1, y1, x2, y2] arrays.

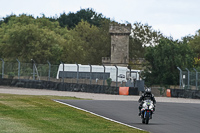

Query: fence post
[[31, 59, 36, 80], [89, 64, 92, 85], [177, 67, 182, 89], [61, 62, 64, 84], [114, 65, 118, 88], [75, 63, 79, 84], [193, 68, 198, 90], [0, 58, 4, 79], [16, 59, 20, 79], [128, 65, 131, 78], [185, 68, 190, 89], [102, 64, 105, 87], [47, 61, 51, 81]]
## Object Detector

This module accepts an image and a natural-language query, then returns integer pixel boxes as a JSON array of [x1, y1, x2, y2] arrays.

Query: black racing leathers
[[138, 92, 156, 104], [138, 92, 156, 115]]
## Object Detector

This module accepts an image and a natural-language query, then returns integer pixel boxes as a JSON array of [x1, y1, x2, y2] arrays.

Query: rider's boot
[[138, 106, 142, 116], [150, 112, 153, 119], [138, 111, 141, 116]]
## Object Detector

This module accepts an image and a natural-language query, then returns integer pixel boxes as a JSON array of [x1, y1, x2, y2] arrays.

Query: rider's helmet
[[145, 88, 151, 94]]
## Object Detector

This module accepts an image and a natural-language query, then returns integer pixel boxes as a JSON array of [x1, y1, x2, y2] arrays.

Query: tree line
[[0, 8, 200, 86]]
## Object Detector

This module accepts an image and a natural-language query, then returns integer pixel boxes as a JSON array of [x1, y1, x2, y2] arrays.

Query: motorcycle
[[140, 100, 154, 124]]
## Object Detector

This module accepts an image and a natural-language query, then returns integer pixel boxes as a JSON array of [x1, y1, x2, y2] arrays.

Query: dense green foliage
[[143, 37, 195, 86], [188, 30, 200, 58], [0, 10, 111, 65], [57, 8, 107, 28], [0, 15, 65, 64], [62, 20, 110, 64], [130, 22, 163, 59]]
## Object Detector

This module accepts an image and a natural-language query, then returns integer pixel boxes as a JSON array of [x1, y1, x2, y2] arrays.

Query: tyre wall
[[0, 79, 119, 95]]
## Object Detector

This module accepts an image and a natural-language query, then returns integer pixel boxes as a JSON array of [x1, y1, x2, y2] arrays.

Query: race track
[[57, 100, 200, 133]]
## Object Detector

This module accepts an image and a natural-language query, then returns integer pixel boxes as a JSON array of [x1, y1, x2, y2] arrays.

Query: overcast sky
[[1, 0, 200, 40]]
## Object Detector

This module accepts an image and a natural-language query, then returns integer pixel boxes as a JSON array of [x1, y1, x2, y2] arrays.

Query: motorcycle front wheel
[[145, 112, 149, 124]]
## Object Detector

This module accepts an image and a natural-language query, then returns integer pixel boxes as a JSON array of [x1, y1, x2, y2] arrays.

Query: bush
[[106, 78, 112, 87]]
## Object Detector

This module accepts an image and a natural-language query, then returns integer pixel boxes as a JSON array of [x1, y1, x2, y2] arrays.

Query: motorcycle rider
[[138, 87, 156, 117]]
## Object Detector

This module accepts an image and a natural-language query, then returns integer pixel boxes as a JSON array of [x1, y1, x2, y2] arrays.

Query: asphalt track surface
[[57, 100, 200, 133]]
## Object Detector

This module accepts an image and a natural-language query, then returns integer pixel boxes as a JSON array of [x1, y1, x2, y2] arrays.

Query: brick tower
[[108, 23, 132, 67]]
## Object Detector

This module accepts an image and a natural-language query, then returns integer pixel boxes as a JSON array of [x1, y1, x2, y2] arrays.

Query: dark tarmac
[[57, 100, 200, 133]]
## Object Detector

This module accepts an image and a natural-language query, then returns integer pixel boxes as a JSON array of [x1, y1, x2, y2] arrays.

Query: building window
[[112, 44, 115, 51]]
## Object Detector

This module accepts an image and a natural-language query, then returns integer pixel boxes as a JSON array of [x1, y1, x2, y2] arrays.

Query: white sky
[[1, 0, 200, 40]]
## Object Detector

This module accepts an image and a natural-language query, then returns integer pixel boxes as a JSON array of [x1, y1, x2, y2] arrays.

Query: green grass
[[0, 94, 147, 133]]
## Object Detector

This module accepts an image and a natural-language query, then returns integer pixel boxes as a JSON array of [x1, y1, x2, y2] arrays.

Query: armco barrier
[[170, 89, 200, 99], [3, 78, 200, 98], [0, 79, 12, 86], [0, 78, 120, 95], [129, 87, 139, 95]]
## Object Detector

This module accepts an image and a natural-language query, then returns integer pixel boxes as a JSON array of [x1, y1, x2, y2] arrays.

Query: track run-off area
[[0, 86, 200, 133]]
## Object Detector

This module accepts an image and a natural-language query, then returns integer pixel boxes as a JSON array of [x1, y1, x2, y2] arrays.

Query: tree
[[0, 15, 66, 64], [188, 30, 200, 57], [61, 20, 110, 64], [187, 30, 200, 70], [1, 24, 65, 63], [143, 37, 195, 86], [0, 13, 112, 65], [0, 14, 17, 24], [58, 8, 107, 29], [129, 22, 163, 59]]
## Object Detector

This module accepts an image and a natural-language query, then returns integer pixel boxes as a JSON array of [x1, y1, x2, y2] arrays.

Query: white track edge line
[[54, 100, 144, 131]]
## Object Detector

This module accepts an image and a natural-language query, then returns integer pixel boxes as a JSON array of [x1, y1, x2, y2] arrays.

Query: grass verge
[[0, 93, 147, 133]]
